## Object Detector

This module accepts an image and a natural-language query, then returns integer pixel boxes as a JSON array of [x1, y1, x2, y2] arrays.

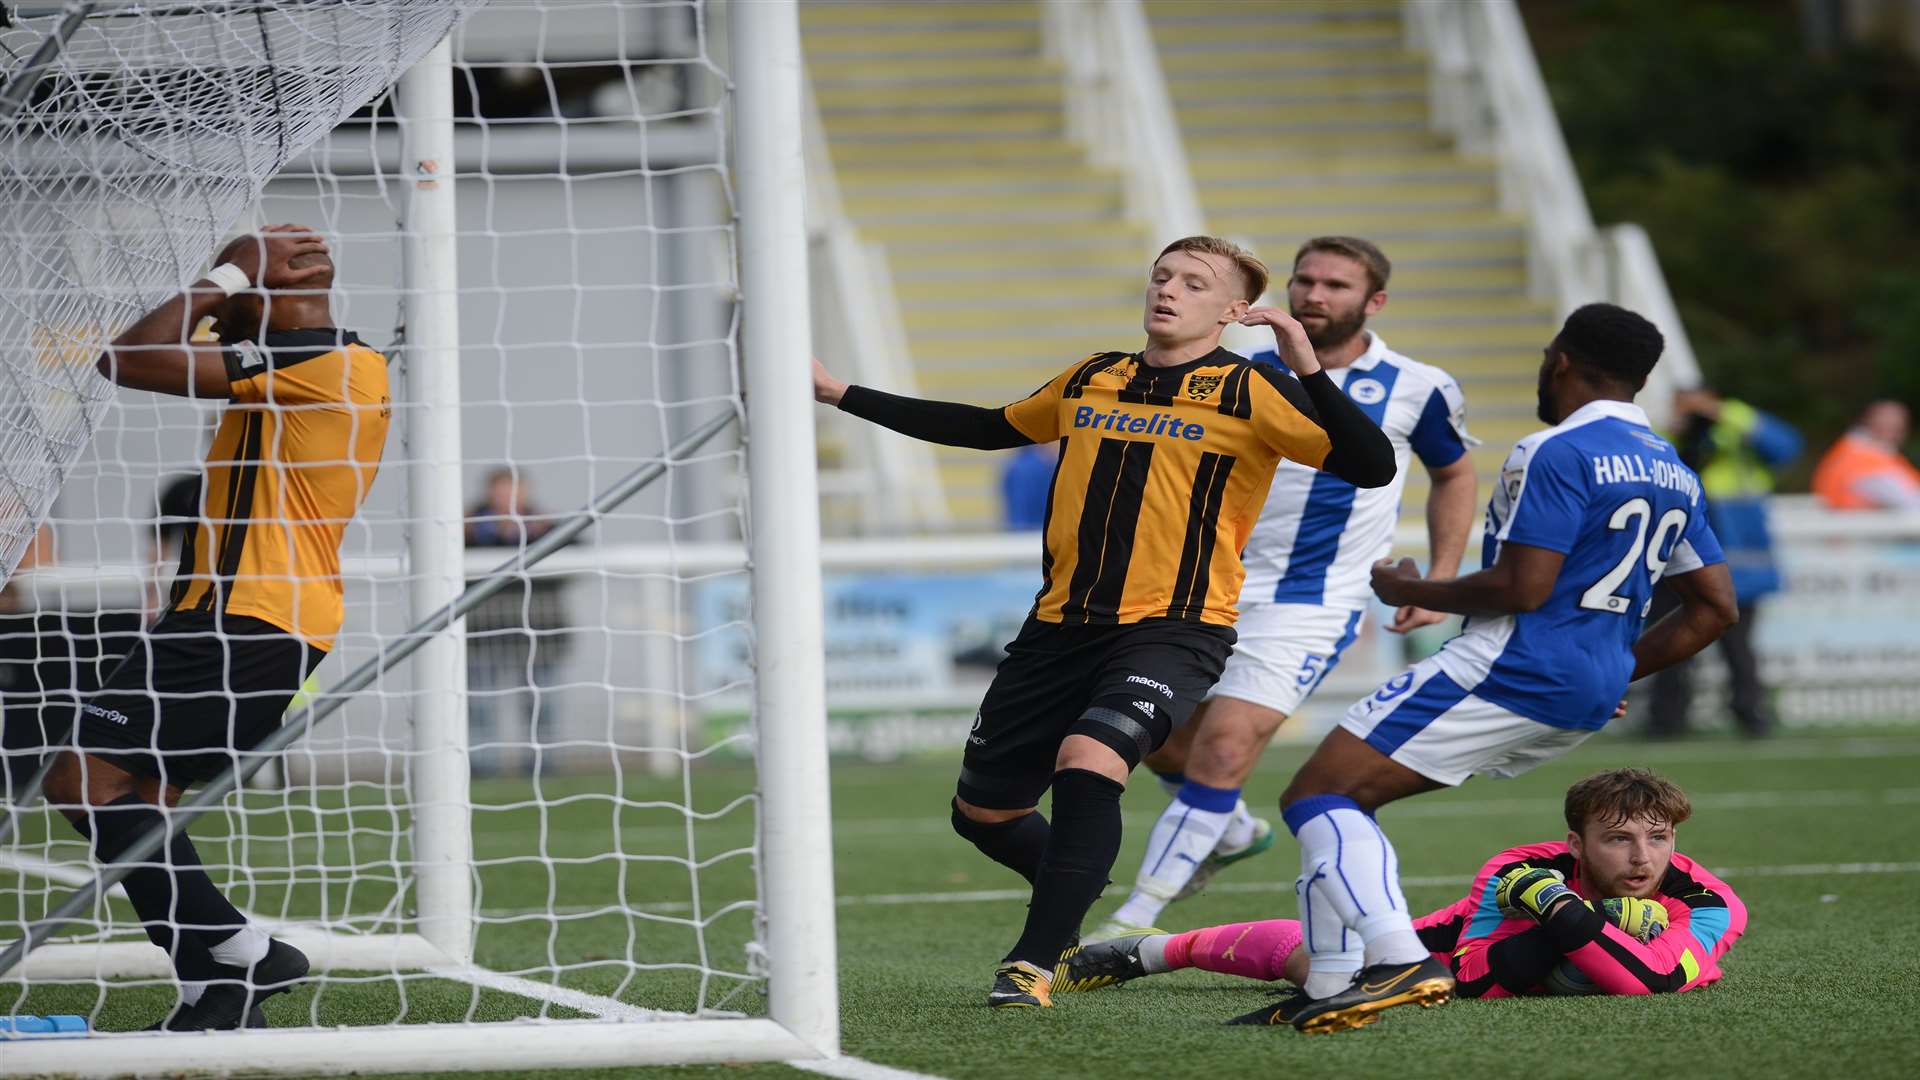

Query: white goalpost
[[0, 0, 837, 1074]]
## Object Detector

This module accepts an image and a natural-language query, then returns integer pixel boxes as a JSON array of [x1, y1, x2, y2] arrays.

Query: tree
[[1523, 0, 1920, 472]]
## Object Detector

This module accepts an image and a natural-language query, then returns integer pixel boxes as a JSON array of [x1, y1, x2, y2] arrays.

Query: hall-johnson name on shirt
[[1591, 452, 1702, 505]]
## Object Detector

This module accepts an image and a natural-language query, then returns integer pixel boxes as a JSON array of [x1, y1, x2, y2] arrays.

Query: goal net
[[0, 0, 835, 1073]]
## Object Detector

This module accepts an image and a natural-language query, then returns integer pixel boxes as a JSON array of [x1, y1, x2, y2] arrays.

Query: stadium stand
[[801, 2, 1154, 526], [801, 1, 1558, 528], [1147, 0, 1555, 506]]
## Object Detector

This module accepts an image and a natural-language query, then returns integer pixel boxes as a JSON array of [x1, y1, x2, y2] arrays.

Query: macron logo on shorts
[[82, 703, 131, 726], [1126, 674, 1174, 700]]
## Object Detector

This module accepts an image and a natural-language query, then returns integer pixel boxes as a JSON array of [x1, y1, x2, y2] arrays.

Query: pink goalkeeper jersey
[[1414, 841, 1747, 997]]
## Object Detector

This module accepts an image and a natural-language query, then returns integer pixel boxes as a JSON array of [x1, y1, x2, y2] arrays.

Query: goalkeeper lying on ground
[[1057, 768, 1744, 1008]]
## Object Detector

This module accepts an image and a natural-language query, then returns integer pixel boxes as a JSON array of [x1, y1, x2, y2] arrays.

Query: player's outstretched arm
[[98, 226, 329, 398], [813, 357, 1036, 451], [1630, 564, 1737, 680], [1370, 541, 1564, 618], [1240, 307, 1395, 487]]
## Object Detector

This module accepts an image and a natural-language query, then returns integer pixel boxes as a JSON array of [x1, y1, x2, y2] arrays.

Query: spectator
[[1648, 389, 1802, 738], [463, 468, 572, 777], [999, 441, 1058, 531], [1812, 400, 1920, 509]]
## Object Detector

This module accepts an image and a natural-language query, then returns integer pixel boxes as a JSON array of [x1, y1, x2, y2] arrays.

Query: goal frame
[[1, 0, 838, 1072]]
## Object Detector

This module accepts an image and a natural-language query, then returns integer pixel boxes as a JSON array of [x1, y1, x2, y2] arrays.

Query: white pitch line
[[600, 860, 1920, 916], [454, 785, 1920, 848], [5, 787, 1894, 866], [1573, 735, 1920, 764], [1379, 787, 1920, 820]]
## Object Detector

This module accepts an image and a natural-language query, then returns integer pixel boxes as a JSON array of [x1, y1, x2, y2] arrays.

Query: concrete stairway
[[802, 0, 1154, 528], [1148, 0, 1554, 506], [801, 0, 1555, 529]]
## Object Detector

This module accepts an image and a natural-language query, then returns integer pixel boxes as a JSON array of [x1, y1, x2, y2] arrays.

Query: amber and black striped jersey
[[836, 345, 1394, 626], [168, 328, 390, 650], [998, 348, 1332, 626]]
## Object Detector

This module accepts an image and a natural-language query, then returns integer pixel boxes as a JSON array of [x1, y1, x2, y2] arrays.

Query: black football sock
[[1003, 768, 1125, 971], [951, 801, 1050, 885], [84, 794, 249, 971]]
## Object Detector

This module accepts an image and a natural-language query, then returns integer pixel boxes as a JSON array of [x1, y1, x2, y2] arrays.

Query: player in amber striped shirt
[[44, 225, 389, 1031], [812, 236, 1395, 1008]]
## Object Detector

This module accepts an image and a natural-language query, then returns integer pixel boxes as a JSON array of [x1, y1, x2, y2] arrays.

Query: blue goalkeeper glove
[[1495, 865, 1576, 923], [1599, 897, 1668, 943]]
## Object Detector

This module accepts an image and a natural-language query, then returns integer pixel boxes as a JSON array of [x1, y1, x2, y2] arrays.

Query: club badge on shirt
[[1348, 378, 1387, 405]]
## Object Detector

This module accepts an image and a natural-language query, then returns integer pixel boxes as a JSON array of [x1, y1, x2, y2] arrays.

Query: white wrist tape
[[203, 262, 252, 297]]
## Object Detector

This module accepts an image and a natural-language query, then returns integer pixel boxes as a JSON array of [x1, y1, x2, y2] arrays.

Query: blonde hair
[[1157, 236, 1269, 303], [1294, 235, 1392, 295]]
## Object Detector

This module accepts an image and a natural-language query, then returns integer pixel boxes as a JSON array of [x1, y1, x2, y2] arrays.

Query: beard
[[1293, 303, 1369, 351], [1536, 362, 1556, 424]]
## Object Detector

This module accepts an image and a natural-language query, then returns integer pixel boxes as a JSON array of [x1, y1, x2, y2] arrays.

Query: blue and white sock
[[1151, 769, 1184, 798], [1295, 867, 1363, 998], [1283, 795, 1426, 977], [1109, 780, 1238, 928]]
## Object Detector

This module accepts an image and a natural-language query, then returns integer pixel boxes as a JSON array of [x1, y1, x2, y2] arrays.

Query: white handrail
[[1405, 0, 1602, 307], [1044, 0, 1205, 246], [799, 66, 950, 532], [1405, 0, 1699, 425], [1602, 223, 1704, 426]]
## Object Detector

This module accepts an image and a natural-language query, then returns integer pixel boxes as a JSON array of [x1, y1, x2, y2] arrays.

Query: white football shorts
[[1339, 653, 1594, 787], [1205, 602, 1366, 717]]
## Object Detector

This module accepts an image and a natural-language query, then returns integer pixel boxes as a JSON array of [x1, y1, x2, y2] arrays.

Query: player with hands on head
[[44, 224, 390, 1031], [1092, 237, 1477, 942], [98, 224, 335, 398], [815, 235, 1395, 1009], [1057, 768, 1742, 1009]]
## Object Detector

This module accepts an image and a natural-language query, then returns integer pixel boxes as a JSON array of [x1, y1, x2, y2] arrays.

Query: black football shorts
[[74, 611, 324, 787], [957, 615, 1234, 809]]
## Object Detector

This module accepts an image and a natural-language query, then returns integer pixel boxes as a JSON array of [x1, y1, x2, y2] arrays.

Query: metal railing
[[1404, 0, 1703, 426], [1043, 0, 1205, 247]]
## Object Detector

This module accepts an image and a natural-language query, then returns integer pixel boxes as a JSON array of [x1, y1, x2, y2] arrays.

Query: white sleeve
[[1665, 539, 1706, 575]]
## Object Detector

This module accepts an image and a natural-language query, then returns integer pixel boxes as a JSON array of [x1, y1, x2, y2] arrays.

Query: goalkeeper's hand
[[1495, 865, 1576, 923], [1599, 897, 1668, 943]]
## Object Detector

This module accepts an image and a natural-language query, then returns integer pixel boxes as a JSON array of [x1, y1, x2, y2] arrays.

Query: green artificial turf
[[7, 728, 1919, 1078]]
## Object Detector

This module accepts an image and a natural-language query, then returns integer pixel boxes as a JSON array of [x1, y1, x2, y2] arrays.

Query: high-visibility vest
[[1812, 432, 1920, 509]]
